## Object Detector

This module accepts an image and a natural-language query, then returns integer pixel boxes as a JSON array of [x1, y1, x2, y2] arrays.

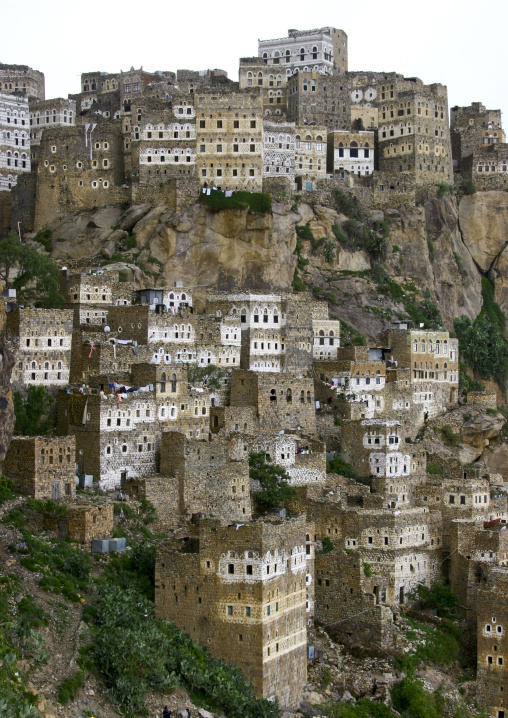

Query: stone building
[[312, 314, 340, 359], [3, 436, 75, 499], [33, 122, 128, 229], [377, 79, 453, 186], [79, 67, 175, 111], [287, 73, 351, 131], [262, 120, 295, 184], [60, 268, 132, 328], [130, 100, 197, 185], [450, 102, 505, 171], [327, 130, 375, 177], [229, 370, 316, 435], [0, 63, 45, 100], [58, 387, 159, 490], [294, 125, 327, 190], [7, 308, 73, 392], [45, 503, 114, 542], [382, 323, 459, 419], [0, 92, 31, 190], [258, 28, 348, 78], [194, 89, 264, 191], [159, 432, 251, 522], [477, 569, 508, 718], [28, 98, 76, 165], [239, 59, 287, 118], [155, 516, 309, 707]]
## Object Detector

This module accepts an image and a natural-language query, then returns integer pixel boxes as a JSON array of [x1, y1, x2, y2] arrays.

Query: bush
[[93, 585, 280, 717], [392, 676, 444, 718], [327, 457, 358, 480], [34, 228, 53, 252], [453, 252, 468, 283], [427, 462, 443, 476], [454, 315, 508, 380], [410, 580, 457, 617], [481, 277, 506, 333], [13, 386, 55, 436], [118, 270, 128, 282], [436, 183, 454, 198], [125, 234, 137, 250], [0, 475, 16, 505], [200, 189, 271, 214], [57, 671, 85, 704], [440, 424, 461, 447], [250, 452, 297, 511], [316, 536, 334, 555], [462, 179, 476, 195]]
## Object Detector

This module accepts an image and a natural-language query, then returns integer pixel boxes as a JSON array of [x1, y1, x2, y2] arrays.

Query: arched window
[[286, 388, 292, 404], [300, 390, 305, 404], [160, 372, 166, 393], [270, 389, 277, 404], [171, 373, 177, 392]]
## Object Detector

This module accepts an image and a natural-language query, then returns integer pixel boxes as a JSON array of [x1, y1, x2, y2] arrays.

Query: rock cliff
[[28, 189, 508, 341]]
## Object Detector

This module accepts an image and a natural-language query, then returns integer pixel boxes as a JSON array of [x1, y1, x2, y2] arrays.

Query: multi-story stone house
[[3, 436, 75, 500], [60, 268, 132, 328], [155, 516, 310, 707], [287, 73, 351, 131], [194, 89, 264, 191], [0, 93, 31, 190], [0, 63, 45, 100], [28, 98, 76, 166], [382, 323, 459, 419], [294, 125, 327, 190], [258, 27, 348, 78], [239, 58, 288, 118], [7, 308, 73, 392], [327, 129, 375, 177]]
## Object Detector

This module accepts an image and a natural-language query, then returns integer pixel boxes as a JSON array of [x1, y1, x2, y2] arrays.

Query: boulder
[[458, 191, 508, 272], [119, 204, 152, 231]]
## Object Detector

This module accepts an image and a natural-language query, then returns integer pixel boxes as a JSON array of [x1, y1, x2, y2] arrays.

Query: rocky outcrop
[[0, 299, 15, 472], [458, 191, 508, 272]]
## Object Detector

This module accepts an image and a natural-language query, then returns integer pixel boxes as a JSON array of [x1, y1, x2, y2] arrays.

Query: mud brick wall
[[3, 436, 75, 499]]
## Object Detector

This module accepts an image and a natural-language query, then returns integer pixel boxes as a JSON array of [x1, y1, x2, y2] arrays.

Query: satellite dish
[[61, 266, 68, 271], [104, 325, 110, 333]]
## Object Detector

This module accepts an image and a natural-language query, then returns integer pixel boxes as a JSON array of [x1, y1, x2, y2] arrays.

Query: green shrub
[[392, 245, 400, 253], [315, 537, 334, 556], [250, 452, 297, 511], [440, 424, 461, 447], [14, 386, 55, 436], [453, 252, 468, 283], [340, 320, 365, 347], [0, 475, 16, 505], [481, 277, 506, 333], [335, 189, 361, 219], [436, 183, 454, 198], [454, 316, 508, 380], [410, 580, 457, 617], [427, 238, 435, 261], [200, 189, 271, 214], [327, 457, 358, 479], [57, 671, 85, 704], [392, 676, 444, 718], [125, 234, 137, 250], [34, 228, 53, 252], [462, 179, 476, 195], [118, 270, 128, 282], [292, 268, 306, 292], [323, 697, 394, 717], [427, 462, 443, 476], [324, 239, 336, 264]]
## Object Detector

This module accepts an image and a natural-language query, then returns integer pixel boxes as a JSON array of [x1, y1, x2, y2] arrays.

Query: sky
[[2, 0, 507, 123]]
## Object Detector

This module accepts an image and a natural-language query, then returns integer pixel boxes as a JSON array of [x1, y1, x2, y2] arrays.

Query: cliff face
[[0, 300, 15, 472], [38, 190, 508, 338]]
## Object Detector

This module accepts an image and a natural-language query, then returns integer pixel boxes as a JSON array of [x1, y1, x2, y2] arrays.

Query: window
[[228, 563, 234, 574], [246, 607, 251, 616], [227, 605, 233, 615]]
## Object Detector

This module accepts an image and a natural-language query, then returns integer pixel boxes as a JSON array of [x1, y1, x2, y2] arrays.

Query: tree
[[14, 386, 55, 436], [0, 232, 64, 307], [454, 316, 508, 380], [352, 117, 365, 131], [249, 452, 297, 511]]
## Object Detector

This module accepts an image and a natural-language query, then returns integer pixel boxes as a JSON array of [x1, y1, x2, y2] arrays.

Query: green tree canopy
[[0, 232, 64, 307], [454, 315, 508, 380], [249, 452, 297, 511], [14, 386, 55, 436]]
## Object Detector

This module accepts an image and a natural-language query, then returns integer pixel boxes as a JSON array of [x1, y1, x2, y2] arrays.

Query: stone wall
[[3, 435, 75, 499]]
